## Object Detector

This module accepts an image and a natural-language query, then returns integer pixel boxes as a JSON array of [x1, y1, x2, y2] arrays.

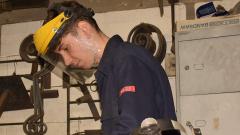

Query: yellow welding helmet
[[32, 2, 96, 84], [34, 12, 70, 55], [33, 11, 88, 83], [33, 8, 79, 67], [34, 1, 95, 58]]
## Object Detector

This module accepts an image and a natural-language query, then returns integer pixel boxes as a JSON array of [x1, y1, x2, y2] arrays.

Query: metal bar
[[158, 0, 164, 16], [69, 100, 100, 104], [30, 62, 38, 76], [79, 84, 100, 121], [42, 72, 51, 89], [40, 75, 45, 135], [70, 117, 101, 121], [70, 83, 97, 87], [185, 3, 195, 20], [41, 90, 59, 99], [170, 0, 176, 54], [0, 26, 1, 55], [64, 73, 70, 135], [67, 86, 70, 135], [63, 72, 70, 88], [0, 122, 24, 126], [0, 59, 24, 64]]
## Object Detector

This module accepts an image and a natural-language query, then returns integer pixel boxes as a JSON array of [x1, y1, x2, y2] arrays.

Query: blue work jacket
[[95, 35, 176, 135]]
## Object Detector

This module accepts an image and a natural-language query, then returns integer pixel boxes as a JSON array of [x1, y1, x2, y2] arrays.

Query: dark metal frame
[[64, 74, 100, 135]]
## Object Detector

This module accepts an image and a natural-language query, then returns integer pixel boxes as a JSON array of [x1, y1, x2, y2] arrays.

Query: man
[[33, 1, 177, 135]]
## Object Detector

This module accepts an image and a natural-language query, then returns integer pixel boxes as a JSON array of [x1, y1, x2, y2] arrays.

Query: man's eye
[[61, 47, 69, 52], [64, 44, 71, 51]]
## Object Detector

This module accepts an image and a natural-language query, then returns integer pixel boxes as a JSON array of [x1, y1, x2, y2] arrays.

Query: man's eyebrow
[[58, 42, 64, 50], [55, 43, 63, 52]]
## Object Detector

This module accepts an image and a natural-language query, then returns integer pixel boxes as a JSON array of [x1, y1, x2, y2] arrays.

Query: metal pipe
[[67, 86, 70, 135], [170, 1, 176, 54], [69, 100, 100, 104], [70, 83, 97, 87], [0, 59, 24, 64], [65, 73, 70, 135], [0, 122, 24, 126], [70, 117, 101, 121], [0, 26, 1, 55]]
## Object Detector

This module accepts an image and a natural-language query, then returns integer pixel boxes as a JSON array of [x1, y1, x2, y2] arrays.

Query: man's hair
[[44, 1, 100, 36]]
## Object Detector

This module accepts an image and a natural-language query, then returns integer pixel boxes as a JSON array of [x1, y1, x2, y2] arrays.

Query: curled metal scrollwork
[[19, 34, 38, 63], [127, 23, 167, 63]]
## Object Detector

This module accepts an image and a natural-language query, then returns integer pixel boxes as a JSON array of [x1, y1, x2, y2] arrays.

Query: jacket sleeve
[[111, 56, 162, 135]]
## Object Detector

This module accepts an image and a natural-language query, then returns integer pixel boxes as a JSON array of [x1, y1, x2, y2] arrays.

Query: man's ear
[[76, 21, 92, 38]]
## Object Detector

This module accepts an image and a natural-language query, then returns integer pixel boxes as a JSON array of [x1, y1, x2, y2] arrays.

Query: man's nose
[[59, 52, 72, 66]]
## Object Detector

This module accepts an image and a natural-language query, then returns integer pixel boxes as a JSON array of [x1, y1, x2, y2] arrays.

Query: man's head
[[34, 1, 108, 69]]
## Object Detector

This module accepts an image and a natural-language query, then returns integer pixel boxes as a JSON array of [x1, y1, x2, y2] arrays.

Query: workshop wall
[[0, 0, 239, 134]]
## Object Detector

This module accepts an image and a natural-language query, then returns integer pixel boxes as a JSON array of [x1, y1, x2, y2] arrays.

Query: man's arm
[[112, 56, 161, 135]]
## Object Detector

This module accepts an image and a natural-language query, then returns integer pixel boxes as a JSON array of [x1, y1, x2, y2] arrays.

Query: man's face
[[55, 32, 96, 69]]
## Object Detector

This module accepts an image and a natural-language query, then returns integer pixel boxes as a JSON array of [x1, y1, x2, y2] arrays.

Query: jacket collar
[[95, 35, 123, 76]]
